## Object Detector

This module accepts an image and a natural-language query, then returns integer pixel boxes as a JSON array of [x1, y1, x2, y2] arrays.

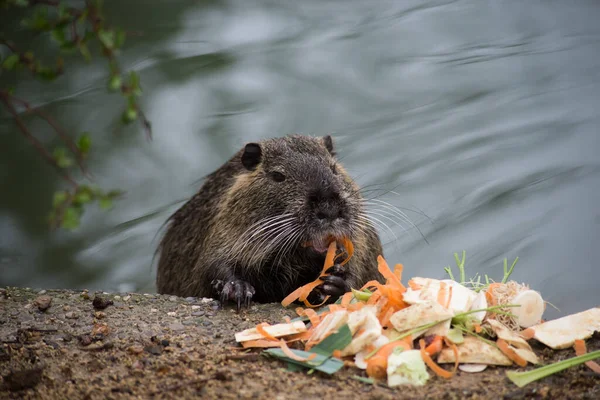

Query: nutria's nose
[[309, 187, 343, 222]]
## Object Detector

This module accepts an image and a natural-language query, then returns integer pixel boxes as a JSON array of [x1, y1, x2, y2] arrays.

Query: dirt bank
[[0, 287, 597, 399]]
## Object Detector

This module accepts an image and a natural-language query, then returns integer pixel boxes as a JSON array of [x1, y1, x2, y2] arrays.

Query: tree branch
[[0, 90, 79, 188]]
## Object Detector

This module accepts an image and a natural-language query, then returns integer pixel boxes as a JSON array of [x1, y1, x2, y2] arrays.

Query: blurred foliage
[[0, 0, 151, 230]]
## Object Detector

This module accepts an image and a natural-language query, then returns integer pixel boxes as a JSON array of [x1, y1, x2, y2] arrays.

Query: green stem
[[506, 350, 600, 387]]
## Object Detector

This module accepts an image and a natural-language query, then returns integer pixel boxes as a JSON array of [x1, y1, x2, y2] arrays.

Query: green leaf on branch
[[53, 147, 74, 168], [2, 54, 19, 70], [129, 71, 141, 96], [114, 29, 126, 49], [52, 191, 69, 208], [77, 133, 92, 154], [62, 206, 82, 230], [74, 191, 92, 205], [51, 27, 67, 45], [122, 105, 138, 123], [99, 196, 113, 210], [98, 29, 115, 49], [107, 75, 121, 92]]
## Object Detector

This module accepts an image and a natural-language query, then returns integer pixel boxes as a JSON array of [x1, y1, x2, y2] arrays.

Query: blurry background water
[[1, 0, 599, 319]]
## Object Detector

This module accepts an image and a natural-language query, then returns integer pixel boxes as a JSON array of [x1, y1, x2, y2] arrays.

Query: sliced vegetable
[[419, 339, 454, 379], [365, 339, 411, 379], [387, 349, 429, 387], [511, 290, 545, 328], [497, 339, 528, 367]]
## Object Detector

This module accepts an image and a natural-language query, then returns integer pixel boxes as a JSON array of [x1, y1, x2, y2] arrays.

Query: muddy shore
[[0, 287, 597, 399]]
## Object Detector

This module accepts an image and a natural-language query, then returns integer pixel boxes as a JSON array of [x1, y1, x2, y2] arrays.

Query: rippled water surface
[[2, 1, 599, 318]]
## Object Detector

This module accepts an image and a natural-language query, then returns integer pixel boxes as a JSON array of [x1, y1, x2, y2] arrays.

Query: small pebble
[[168, 296, 177, 302], [184, 297, 197, 302], [150, 308, 158, 313], [161, 339, 170, 347], [94, 311, 106, 319], [144, 345, 162, 356], [191, 305, 201, 310], [37, 290, 47, 295], [200, 298, 213, 304], [114, 295, 121, 301], [92, 295, 114, 310], [127, 345, 144, 354], [34, 295, 52, 311], [65, 311, 78, 319], [167, 312, 177, 317], [169, 322, 185, 331], [192, 311, 205, 317], [63, 305, 70, 311], [123, 295, 131, 302]]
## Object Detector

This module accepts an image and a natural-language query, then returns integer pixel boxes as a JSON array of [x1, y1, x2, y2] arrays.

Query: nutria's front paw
[[308, 264, 350, 305], [211, 279, 255, 312]]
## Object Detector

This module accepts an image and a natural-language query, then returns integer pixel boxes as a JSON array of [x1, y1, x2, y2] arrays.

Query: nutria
[[156, 135, 384, 309]]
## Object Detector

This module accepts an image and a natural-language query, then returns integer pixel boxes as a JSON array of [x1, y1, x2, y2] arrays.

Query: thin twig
[[0, 91, 78, 187], [8, 94, 90, 178]]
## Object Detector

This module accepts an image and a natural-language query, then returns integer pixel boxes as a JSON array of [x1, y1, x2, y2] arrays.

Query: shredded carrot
[[328, 304, 343, 312], [366, 340, 411, 379], [281, 241, 338, 308], [437, 281, 447, 307], [424, 335, 443, 356], [419, 339, 453, 379], [393, 263, 403, 281], [485, 283, 502, 306], [379, 305, 395, 329], [279, 340, 317, 362], [408, 280, 422, 290], [443, 337, 460, 376], [241, 339, 283, 348], [366, 291, 382, 305], [377, 256, 403, 287], [474, 323, 482, 334], [574, 339, 600, 374], [445, 285, 453, 309], [285, 331, 312, 341], [497, 338, 528, 367], [520, 328, 535, 340], [340, 292, 353, 307], [332, 350, 342, 359], [256, 323, 279, 342], [336, 237, 354, 266], [303, 309, 321, 326]]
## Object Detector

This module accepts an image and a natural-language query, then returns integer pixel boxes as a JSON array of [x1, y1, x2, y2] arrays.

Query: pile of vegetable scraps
[[234, 241, 600, 387]]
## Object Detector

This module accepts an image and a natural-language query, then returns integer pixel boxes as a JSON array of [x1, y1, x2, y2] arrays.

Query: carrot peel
[[574, 339, 600, 374], [419, 339, 453, 379], [497, 338, 528, 367]]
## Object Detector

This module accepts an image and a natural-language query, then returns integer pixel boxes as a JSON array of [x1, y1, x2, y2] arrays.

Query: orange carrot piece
[[282, 286, 305, 307], [574, 339, 600, 374], [340, 292, 353, 307], [437, 281, 447, 307], [444, 337, 460, 375], [366, 340, 411, 379], [445, 285, 453, 309], [497, 339, 528, 367], [336, 237, 354, 266], [328, 304, 343, 312], [408, 280, 422, 290], [332, 349, 342, 359], [256, 323, 279, 342], [380, 305, 396, 329], [419, 339, 453, 379], [520, 328, 535, 340], [377, 256, 405, 290], [241, 339, 283, 348], [485, 283, 502, 306], [474, 323, 482, 334], [424, 335, 444, 356], [279, 340, 317, 361], [303, 309, 321, 326], [393, 263, 403, 281]]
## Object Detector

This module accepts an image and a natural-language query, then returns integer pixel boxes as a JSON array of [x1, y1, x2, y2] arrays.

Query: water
[[1, 0, 599, 319]]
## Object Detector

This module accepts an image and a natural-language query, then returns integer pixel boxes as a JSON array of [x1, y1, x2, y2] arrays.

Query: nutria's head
[[223, 135, 368, 268]]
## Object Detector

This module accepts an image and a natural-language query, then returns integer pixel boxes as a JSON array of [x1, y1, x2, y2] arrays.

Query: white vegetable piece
[[437, 336, 512, 366], [390, 301, 454, 339], [341, 309, 382, 356], [469, 291, 488, 322], [308, 310, 348, 343], [387, 349, 430, 387], [354, 335, 389, 370], [235, 321, 307, 342], [458, 364, 488, 373], [530, 307, 600, 349], [511, 290, 545, 328], [404, 278, 476, 314]]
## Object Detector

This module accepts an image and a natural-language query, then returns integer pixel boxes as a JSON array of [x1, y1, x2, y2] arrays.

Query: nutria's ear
[[323, 135, 336, 156], [241, 143, 262, 170]]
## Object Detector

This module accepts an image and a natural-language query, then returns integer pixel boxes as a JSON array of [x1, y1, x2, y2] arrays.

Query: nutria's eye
[[270, 171, 286, 182]]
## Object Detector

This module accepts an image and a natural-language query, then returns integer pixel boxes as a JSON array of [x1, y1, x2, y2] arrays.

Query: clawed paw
[[212, 279, 255, 312]]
